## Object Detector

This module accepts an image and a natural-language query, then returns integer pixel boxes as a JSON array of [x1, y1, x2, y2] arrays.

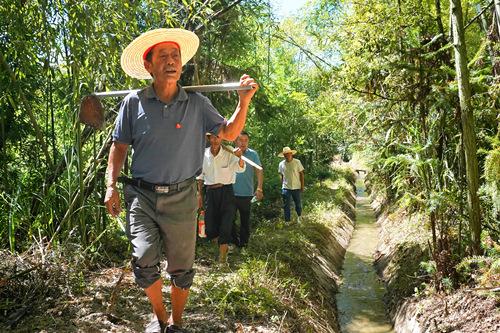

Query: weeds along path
[[336, 175, 393, 333], [187, 172, 357, 332], [0, 171, 357, 332]]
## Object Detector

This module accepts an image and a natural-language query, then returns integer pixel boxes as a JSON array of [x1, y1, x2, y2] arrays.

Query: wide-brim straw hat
[[120, 28, 199, 79], [278, 146, 297, 157]]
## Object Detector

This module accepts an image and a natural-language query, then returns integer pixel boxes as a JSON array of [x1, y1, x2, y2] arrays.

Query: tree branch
[[194, 0, 244, 33], [350, 86, 408, 102], [271, 33, 333, 73], [464, 0, 493, 30]]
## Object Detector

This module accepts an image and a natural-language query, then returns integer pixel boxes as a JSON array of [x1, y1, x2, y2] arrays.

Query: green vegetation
[[1, 168, 355, 331], [0, 0, 349, 252], [328, 0, 498, 294], [189, 167, 355, 330], [1, 0, 499, 328]]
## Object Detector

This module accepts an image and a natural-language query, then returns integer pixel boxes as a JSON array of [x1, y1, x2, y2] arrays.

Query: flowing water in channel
[[336, 176, 393, 333]]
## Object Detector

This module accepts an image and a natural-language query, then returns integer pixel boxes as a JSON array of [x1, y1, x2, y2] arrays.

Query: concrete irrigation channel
[[336, 175, 393, 333]]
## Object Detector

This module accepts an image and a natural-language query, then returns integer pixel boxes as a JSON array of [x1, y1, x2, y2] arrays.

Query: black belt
[[206, 183, 224, 189], [118, 176, 195, 194]]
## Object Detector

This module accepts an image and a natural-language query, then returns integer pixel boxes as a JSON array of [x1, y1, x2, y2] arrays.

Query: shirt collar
[[209, 147, 223, 158], [144, 83, 188, 103]]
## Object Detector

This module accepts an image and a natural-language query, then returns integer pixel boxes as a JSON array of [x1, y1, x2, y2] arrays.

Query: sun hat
[[278, 147, 297, 157], [120, 28, 200, 79]]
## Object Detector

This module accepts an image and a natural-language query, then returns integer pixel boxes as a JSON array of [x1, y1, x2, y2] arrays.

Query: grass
[[189, 166, 356, 331], [1, 165, 357, 332]]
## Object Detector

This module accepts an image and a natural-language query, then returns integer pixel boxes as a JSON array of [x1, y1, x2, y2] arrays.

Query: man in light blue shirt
[[232, 131, 263, 247]]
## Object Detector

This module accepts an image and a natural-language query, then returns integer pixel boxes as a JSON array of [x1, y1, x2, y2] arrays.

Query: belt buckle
[[155, 185, 170, 194]]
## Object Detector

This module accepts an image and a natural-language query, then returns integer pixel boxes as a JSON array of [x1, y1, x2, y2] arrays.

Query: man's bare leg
[[145, 279, 169, 324], [219, 243, 228, 263], [169, 285, 190, 326]]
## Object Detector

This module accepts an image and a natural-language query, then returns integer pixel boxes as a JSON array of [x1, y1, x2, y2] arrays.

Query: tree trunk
[[450, 0, 482, 254], [494, 0, 500, 35], [493, 1, 500, 76], [435, 0, 445, 35], [476, 4, 497, 75]]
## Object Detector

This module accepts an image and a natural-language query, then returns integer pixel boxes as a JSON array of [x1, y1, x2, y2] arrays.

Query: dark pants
[[232, 196, 252, 247], [282, 188, 302, 222], [205, 185, 236, 245]]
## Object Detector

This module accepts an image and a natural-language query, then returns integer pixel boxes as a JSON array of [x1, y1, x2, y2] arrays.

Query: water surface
[[336, 177, 393, 333]]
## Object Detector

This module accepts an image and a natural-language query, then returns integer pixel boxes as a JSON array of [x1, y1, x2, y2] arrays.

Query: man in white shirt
[[278, 147, 305, 223], [198, 133, 245, 263]]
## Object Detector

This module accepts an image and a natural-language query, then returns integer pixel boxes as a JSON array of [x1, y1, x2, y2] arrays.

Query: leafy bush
[[456, 256, 492, 286]]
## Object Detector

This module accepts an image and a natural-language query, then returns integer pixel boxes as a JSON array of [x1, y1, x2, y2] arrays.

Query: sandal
[[168, 324, 188, 332], [145, 315, 168, 333]]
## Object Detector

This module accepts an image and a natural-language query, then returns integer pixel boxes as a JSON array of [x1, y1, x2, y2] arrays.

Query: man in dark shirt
[[104, 28, 258, 332]]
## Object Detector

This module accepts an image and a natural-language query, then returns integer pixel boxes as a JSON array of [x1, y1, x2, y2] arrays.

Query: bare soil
[[0, 258, 280, 333], [399, 290, 500, 333], [373, 203, 500, 333]]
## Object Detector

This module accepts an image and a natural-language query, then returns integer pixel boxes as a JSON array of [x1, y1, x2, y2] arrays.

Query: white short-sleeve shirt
[[198, 148, 245, 185], [278, 158, 304, 190]]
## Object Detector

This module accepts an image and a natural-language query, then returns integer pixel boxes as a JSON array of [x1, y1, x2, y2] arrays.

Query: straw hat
[[120, 28, 199, 79], [278, 147, 297, 157]]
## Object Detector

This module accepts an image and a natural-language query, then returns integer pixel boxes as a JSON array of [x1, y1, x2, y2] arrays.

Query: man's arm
[[299, 171, 305, 192], [218, 74, 258, 141], [197, 179, 204, 210], [234, 148, 245, 170], [104, 141, 129, 216], [238, 157, 245, 169], [255, 168, 264, 200]]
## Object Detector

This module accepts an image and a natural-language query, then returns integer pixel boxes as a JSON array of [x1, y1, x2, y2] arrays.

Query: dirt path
[[336, 176, 393, 333]]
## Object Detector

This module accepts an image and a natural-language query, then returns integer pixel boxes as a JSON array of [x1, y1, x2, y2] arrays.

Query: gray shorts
[[123, 180, 197, 289]]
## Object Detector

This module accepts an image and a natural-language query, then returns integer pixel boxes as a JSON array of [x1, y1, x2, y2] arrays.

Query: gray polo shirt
[[112, 84, 225, 185]]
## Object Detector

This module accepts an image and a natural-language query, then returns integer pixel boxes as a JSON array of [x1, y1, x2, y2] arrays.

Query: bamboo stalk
[[450, 0, 482, 254], [0, 52, 53, 166]]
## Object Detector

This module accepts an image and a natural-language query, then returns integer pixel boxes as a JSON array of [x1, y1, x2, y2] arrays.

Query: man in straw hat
[[104, 28, 258, 332], [278, 147, 305, 223]]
